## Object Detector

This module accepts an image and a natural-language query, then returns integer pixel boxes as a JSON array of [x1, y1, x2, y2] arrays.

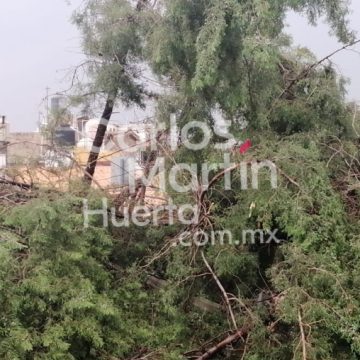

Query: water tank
[[77, 137, 93, 150], [0, 116, 8, 142], [54, 125, 76, 146], [51, 96, 66, 112]]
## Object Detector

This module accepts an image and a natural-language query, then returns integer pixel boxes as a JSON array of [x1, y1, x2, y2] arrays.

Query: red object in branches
[[239, 139, 252, 154]]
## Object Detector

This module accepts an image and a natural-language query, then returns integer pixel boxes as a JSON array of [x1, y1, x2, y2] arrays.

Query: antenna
[[45, 87, 50, 125]]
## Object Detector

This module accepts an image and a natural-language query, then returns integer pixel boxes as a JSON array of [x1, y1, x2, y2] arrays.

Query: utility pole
[[41, 87, 50, 159], [45, 87, 50, 125]]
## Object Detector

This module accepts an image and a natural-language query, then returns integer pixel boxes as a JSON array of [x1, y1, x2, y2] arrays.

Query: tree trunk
[[83, 92, 116, 184], [83, 0, 149, 185]]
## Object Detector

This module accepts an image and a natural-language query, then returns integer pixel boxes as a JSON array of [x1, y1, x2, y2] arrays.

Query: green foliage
[[146, 0, 354, 129], [72, 0, 147, 107], [2, 0, 359, 358]]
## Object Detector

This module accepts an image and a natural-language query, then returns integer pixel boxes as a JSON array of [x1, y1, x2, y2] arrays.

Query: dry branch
[[194, 328, 248, 360], [0, 177, 33, 190], [201, 251, 238, 330], [298, 310, 308, 360]]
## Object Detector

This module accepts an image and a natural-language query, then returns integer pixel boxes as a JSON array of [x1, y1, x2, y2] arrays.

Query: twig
[[277, 168, 300, 188], [200, 164, 242, 203], [269, 39, 360, 117], [195, 328, 248, 360], [0, 177, 33, 190], [201, 251, 238, 330], [298, 309, 307, 360]]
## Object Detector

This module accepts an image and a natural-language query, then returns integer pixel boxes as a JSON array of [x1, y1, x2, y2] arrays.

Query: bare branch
[[201, 251, 238, 330]]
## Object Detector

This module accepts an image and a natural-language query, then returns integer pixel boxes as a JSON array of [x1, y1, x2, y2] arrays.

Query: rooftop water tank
[[0, 116, 8, 143], [51, 96, 66, 112], [76, 137, 93, 150], [54, 125, 76, 146]]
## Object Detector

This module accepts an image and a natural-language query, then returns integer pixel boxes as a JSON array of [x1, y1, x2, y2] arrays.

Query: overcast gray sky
[[0, 0, 84, 131], [1, 0, 360, 132], [287, 3, 360, 102]]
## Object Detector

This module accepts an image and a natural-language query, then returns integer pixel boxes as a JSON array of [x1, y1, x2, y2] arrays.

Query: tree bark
[[83, 92, 117, 184]]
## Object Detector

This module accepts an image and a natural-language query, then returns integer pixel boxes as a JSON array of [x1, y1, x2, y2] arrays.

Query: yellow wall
[[74, 148, 116, 165]]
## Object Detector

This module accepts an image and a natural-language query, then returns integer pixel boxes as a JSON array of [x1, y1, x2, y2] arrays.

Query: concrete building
[[73, 119, 156, 186]]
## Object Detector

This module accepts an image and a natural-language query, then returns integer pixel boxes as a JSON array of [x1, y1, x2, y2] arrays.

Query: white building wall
[[0, 153, 7, 168]]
